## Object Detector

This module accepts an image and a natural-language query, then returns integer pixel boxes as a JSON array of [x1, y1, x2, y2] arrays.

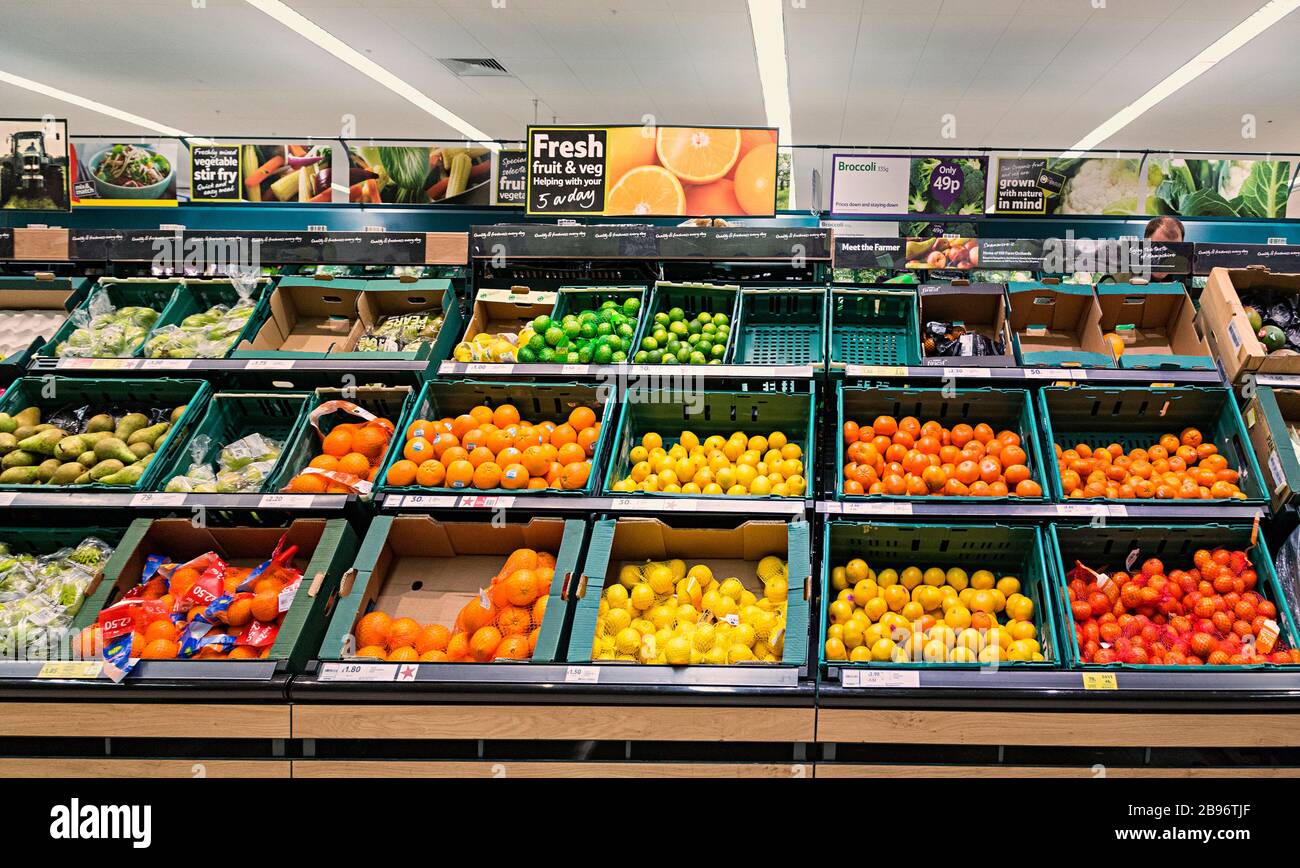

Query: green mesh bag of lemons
[[516, 296, 641, 366]]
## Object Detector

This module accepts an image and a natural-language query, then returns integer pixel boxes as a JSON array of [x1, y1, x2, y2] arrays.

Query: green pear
[[98, 463, 145, 486], [74, 471, 91, 484], [17, 428, 66, 456], [55, 435, 86, 461], [0, 433, 16, 455], [12, 407, 40, 429], [170, 405, 187, 424], [36, 459, 61, 482], [1, 450, 36, 469], [93, 437, 138, 464], [11, 426, 37, 441], [129, 442, 153, 460], [0, 413, 14, 434], [127, 422, 169, 447], [113, 413, 148, 441], [0, 466, 40, 485], [89, 459, 125, 480], [50, 462, 85, 485], [85, 414, 115, 434], [77, 450, 97, 468]]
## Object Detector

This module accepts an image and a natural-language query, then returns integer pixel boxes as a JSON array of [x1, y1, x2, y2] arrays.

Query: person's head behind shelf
[[1144, 216, 1184, 242]]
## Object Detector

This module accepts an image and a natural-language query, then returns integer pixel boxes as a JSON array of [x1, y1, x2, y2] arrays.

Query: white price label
[[1108, 505, 1128, 517], [58, 358, 96, 369], [139, 358, 191, 370], [130, 492, 187, 507], [245, 359, 295, 370], [843, 501, 913, 515], [1056, 503, 1106, 517], [466, 363, 505, 374], [259, 494, 315, 509], [565, 666, 600, 683], [399, 494, 458, 508], [318, 662, 398, 682], [0, 493, 16, 507], [842, 668, 919, 688], [459, 495, 515, 509], [943, 367, 992, 378], [562, 364, 589, 375], [846, 365, 908, 378]]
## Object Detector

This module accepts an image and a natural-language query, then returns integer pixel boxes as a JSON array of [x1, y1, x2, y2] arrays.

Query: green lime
[[596, 322, 613, 337], [687, 319, 702, 335], [594, 345, 614, 365], [698, 338, 712, 353], [563, 321, 581, 340], [689, 351, 706, 365], [661, 352, 678, 365], [634, 350, 649, 364], [527, 333, 545, 353], [702, 323, 718, 336], [544, 326, 565, 347], [538, 347, 556, 363], [518, 347, 537, 364], [654, 312, 670, 326], [601, 299, 618, 310], [669, 320, 688, 338], [668, 306, 686, 322], [697, 311, 713, 324], [647, 349, 663, 364], [617, 323, 634, 339], [623, 297, 641, 315], [612, 350, 627, 363], [533, 314, 553, 333], [665, 340, 682, 358], [641, 336, 659, 352], [580, 322, 598, 340], [708, 358, 723, 365], [577, 346, 593, 363], [713, 313, 729, 326], [566, 350, 581, 364], [687, 333, 701, 346], [710, 343, 726, 358]]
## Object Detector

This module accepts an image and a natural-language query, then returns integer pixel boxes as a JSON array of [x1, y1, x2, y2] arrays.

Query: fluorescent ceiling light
[[244, 0, 497, 150], [748, 0, 794, 208], [1063, 0, 1300, 156], [0, 69, 193, 137]]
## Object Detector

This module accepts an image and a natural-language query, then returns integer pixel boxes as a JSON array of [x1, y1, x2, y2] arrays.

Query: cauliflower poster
[[992, 156, 1142, 216]]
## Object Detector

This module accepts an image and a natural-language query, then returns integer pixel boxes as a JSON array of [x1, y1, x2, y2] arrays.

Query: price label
[[466, 363, 505, 374], [1082, 672, 1118, 690], [0, 493, 16, 507], [259, 494, 315, 509], [564, 666, 600, 683], [57, 358, 96, 369], [89, 359, 139, 370], [611, 497, 640, 510], [37, 661, 104, 679], [459, 495, 515, 509], [842, 668, 919, 688], [562, 364, 589, 375], [846, 365, 908, 378], [318, 662, 398, 682], [842, 501, 913, 515], [398, 494, 458, 508], [245, 359, 295, 370], [130, 492, 187, 507], [139, 359, 191, 371], [943, 367, 992, 379], [1056, 503, 1107, 517], [1108, 505, 1128, 517]]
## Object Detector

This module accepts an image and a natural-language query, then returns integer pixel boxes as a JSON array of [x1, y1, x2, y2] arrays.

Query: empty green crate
[[154, 391, 315, 494], [375, 380, 613, 497], [837, 385, 1047, 502], [828, 287, 922, 368], [1037, 387, 1266, 504], [37, 278, 184, 359], [632, 281, 741, 364], [0, 377, 210, 491], [1048, 523, 1300, 670], [269, 385, 415, 495], [604, 389, 814, 500], [733, 287, 826, 367], [818, 522, 1061, 669]]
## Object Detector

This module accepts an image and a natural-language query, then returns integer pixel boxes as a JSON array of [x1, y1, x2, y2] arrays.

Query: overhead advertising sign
[[525, 124, 779, 217], [991, 155, 1142, 216], [347, 145, 492, 205], [0, 118, 70, 211], [191, 143, 331, 203], [71, 140, 179, 207], [830, 154, 987, 218], [493, 148, 526, 206], [1143, 156, 1293, 219]]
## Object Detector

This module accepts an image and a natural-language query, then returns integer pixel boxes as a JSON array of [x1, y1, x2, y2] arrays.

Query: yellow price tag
[[37, 661, 104, 679], [1082, 672, 1117, 690]]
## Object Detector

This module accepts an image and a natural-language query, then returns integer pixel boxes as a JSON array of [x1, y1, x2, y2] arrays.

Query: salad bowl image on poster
[[347, 145, 493, 205], [0, 118, 70, 211], [71, 141, 178, 205]]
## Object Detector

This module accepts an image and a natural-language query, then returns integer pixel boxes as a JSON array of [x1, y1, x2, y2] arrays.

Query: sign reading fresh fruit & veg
[[525, 125, 779, 218]]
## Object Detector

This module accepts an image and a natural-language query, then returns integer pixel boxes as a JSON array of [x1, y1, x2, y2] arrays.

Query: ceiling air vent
[[438, 58, 511, 77]]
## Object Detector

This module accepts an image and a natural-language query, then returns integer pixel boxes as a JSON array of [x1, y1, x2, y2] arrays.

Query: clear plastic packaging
[[0, 535, 113, 659], [356, 312, 444, 353], [1273, 527, 1300, 634], [55, 291, 160, 358], [164, 431, 282, 494]]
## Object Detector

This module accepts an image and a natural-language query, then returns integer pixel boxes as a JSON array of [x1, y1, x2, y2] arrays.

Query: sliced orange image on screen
[[733, 142, 778, 215], [728, 128, 778, 179], [605, 126, 658, 188], [656, 127, 741, 185], [606, 165, 685, 216], [684, 178, 744, 215]]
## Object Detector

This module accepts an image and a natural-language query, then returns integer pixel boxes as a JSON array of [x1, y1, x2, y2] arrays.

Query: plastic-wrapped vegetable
[[165, 432, 281, 494], [55, 291, 160, 358], [356, 313, 444, 353], [0, 535, 113, 658]]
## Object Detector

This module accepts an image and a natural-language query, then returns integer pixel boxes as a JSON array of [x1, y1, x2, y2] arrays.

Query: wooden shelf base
[[0, 702, 290, 740], [0, 759, 290, 777]]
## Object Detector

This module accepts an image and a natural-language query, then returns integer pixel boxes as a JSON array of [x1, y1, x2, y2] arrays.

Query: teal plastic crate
[[1037, 387, 1266, 505], [836, 385, 1047, 502], [733, 286, 826, 367], [632, 281, 741, 364], [0, 376, 210, 491], [566, 516, 810, 667], [375, 380, 613, 497], [827, 287, 922, 368], [138, 277, 273, 360], [269, 385, 415, 495], [36, 278, 184, 359], [603, 388, 814, 501], [154, 391, 315, 494], [1048, 523, 1300, 670], [318, 515, 587, 664], [818, 522, 1061, 669]]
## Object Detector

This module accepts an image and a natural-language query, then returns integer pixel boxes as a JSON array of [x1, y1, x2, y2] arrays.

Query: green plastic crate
[[0, 377, 211, 491], [542, 285, 647, 365], [76, 517, 359, 672], [36, 278, 184, 359], [827, 287, 922, 368], [1047, 523, 1300, 671], [0, 276, 89, 376], [153, 391, 315, 494], [733, 286, 826, 367], [319, 515, 587, 664], [1037, 387, 1266, 505], [836, 385, 1046, 502], [269, 385, 415, 495], [139, 277, 273, 360], [818, 522, 1061, 669], [603, 388, 814, 501], [632, 281, 741, 364], [375, 380, 613, 497], [566, 516, 810, 667]]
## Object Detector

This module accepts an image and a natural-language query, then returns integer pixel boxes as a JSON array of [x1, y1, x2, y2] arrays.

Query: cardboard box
[[1198, 266, 1300, 384], [319, 515, 586, 663], [566, 517, 810, 666], [461, 286, 557, 345], [234, 277, 366, 356], [1242, 387, 1300, 511], [1096, 282, 1213, 370], [78, 518, 358, 671], [1007, 281, 1114, 368], [341, 278, 461, 362], [918, 283, 1015, 367]]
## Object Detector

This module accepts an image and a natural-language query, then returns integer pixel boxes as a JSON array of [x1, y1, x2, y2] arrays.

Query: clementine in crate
[[1052, 428, 1246, 501]]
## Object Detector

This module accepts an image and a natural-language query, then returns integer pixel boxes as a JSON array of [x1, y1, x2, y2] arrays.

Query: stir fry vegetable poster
[[71, 140, 179, 206], [190, 143, 332, 203]]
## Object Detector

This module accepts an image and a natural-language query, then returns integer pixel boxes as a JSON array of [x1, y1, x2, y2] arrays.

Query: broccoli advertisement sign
[[830, 154, 986, 218]]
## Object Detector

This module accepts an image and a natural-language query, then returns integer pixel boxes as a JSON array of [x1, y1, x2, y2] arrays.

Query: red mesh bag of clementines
[[351, 547, 558, 663], [283, 400, 397, 495]]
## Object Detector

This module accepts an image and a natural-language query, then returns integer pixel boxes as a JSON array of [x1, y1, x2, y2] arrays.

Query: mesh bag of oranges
[[84, 535, 303, 680], [283, 400, 397, 496], [350, 547, 557, 662], [842, 415, 1042, 498], [591, 556, 790, 665], [384, 402, 600, 492], [1054, 428, 1247, 501]]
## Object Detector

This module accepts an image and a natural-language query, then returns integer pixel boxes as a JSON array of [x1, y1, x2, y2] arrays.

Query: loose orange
[[568, 406, 597, 431], [415, 460, 446, 487], [446, 459, 475, 489], [467, 446, 496, 468], [472, 461, 502, 489], [492, 404, 521, 428], [386, 459, 418, 487], [500, 463, 530, 489], [521, 445, 550, 476], [556, 442, 587, 467], [560, 461, 590, 490], [550, 423, 578, 447]]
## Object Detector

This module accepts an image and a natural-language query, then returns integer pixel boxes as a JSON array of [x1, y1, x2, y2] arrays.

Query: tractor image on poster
[[1, 128, 68, 210]]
